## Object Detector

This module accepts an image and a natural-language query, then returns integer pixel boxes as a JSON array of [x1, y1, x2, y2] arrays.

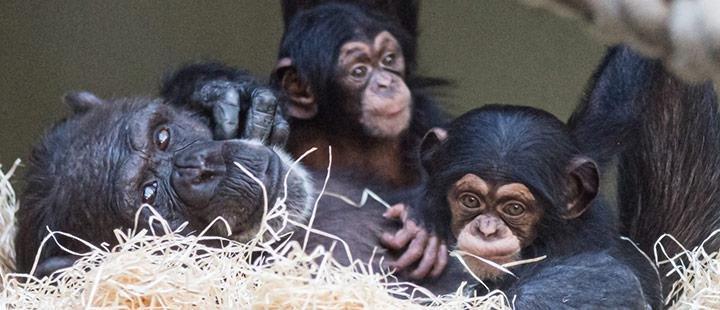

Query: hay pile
[[0, 161, 509, 309], [655, 233, 720, 308]]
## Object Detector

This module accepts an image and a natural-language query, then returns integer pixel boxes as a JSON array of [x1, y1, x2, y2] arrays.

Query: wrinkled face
[[338, 31, 412, 138], [448, 174, 542, 279], [115, 103, 312, 242]]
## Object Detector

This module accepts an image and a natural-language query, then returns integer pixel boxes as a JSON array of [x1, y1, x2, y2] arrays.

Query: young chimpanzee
[[570, 45, 720, 300], [273, 3, 447, 188], [414, 105, 662, 308], [15, 83, 314, 276]]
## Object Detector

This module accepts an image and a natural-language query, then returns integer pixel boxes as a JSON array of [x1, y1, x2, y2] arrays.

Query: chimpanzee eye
[[156, 127, 170, 150], [142, 181, 158, 205], [382, 53, 396, 66], [350, 65, 369, 78], [459, 193, 481, 208], [503, 202, 526, 216]]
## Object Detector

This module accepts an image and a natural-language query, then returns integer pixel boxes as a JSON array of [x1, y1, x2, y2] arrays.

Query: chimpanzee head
[[15, 93, 314, 274], [274, 3, 415, 139], [419, 105, 599, 280]]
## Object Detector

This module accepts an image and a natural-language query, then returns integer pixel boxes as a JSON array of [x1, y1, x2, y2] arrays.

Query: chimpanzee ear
[[563, 156, 599, 219], [275, 57, 317, 119], [63, 91, 107, 114], [419, 127, 448, 171]]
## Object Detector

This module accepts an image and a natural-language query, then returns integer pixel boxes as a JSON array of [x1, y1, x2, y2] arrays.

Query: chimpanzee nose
[[172, 141, 226, 206], [373, 71, 394, 89], [477, 216, 500, 238]]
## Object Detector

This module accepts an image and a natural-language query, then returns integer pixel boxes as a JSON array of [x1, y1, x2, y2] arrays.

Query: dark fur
[[418, 105, 661, 307], [281, 0, 420, 67], [571, 45, 720, 300], [158, 62, 259, 130], [298, 171, 475, 295]]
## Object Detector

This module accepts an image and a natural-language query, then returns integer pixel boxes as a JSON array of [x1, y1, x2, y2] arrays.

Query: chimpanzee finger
[[390, 230, 428, 270], [380, 221, 416, 250], [409, 235, 439, 279], [211, 96, 241, 140], [242, 87, 278, 143], [382, 203, 407, 221], [430, 242, 448, 278], [268, 109, 290, 147], [193, 81, 241, 140]]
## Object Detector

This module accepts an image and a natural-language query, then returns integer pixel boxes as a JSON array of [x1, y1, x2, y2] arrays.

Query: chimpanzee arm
[[567, 45, 658, 166], [508, 252, 652, 309], [160, 62, 289, 146]]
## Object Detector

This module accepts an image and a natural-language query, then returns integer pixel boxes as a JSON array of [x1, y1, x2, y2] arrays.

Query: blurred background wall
[[0, 1, 604, 171]]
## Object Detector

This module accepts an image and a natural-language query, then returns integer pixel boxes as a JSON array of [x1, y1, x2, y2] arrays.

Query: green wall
[[0, 1, 604, 169]]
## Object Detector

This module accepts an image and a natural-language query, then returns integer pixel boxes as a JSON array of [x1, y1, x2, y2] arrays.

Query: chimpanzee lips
[[371, 101, 409, 118], [456, 225, 521, 260]]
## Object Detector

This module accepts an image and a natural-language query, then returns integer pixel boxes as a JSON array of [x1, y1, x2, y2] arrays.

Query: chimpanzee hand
[[190, 80, 289, 146], [380, 203, 448, 279]]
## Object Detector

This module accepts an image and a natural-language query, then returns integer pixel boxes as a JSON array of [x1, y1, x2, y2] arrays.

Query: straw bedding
[[0, 161, 716, 309]]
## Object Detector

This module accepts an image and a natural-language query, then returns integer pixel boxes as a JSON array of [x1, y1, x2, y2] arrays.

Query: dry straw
[[655, 232, 720, 308], [0, 157, 717, 309], [0, 159, 510, 309]]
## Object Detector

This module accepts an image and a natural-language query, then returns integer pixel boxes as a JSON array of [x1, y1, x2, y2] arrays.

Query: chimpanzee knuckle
[[250, 88, 278, 114], [269, 116, 290, 147], [431, 243, 449, 278], [383, 204, 405, 219], [193, 81, 237, 104], [380, 233, 399, 248], [404, 242, 425, 261]]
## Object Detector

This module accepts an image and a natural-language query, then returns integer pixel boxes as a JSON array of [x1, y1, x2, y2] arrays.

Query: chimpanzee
[[570, 45, 720, 299], [412, 105, 662, 308], [273, 3, 447, 188], [15, 82, 314, 276], [301, 104, 662, 305], [271, 3, 453, 278]]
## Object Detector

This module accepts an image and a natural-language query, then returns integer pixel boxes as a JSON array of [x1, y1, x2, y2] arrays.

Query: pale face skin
[[338, 31, 412, 138], [448, 174, 542, 279]]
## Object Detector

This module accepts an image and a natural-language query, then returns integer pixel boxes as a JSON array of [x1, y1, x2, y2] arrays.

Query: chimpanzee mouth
[[373, 102, 409, 118]]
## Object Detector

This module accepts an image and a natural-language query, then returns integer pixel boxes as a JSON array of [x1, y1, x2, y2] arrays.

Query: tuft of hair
[[0, 160, 20, 276]]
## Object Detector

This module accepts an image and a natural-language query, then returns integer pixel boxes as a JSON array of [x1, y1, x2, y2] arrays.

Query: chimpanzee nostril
[[193, 170, 216, 184], [171, 141, 227, 207]]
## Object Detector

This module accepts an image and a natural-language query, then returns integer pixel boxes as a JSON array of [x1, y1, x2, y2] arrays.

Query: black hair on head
[[423, 105, 584, 234], [276, 3, 414, 97]]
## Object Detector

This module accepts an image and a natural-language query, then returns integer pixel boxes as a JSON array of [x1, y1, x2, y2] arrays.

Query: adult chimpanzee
[[273, 3, 447, 188], [15, 81, 314, 276], [570, 45, 720, 300], [413, 105, 662, 308]]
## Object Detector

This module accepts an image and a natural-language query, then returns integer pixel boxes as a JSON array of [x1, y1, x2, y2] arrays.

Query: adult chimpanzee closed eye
[[15, 86, 314, 276], [414, 105, 661, 308]]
